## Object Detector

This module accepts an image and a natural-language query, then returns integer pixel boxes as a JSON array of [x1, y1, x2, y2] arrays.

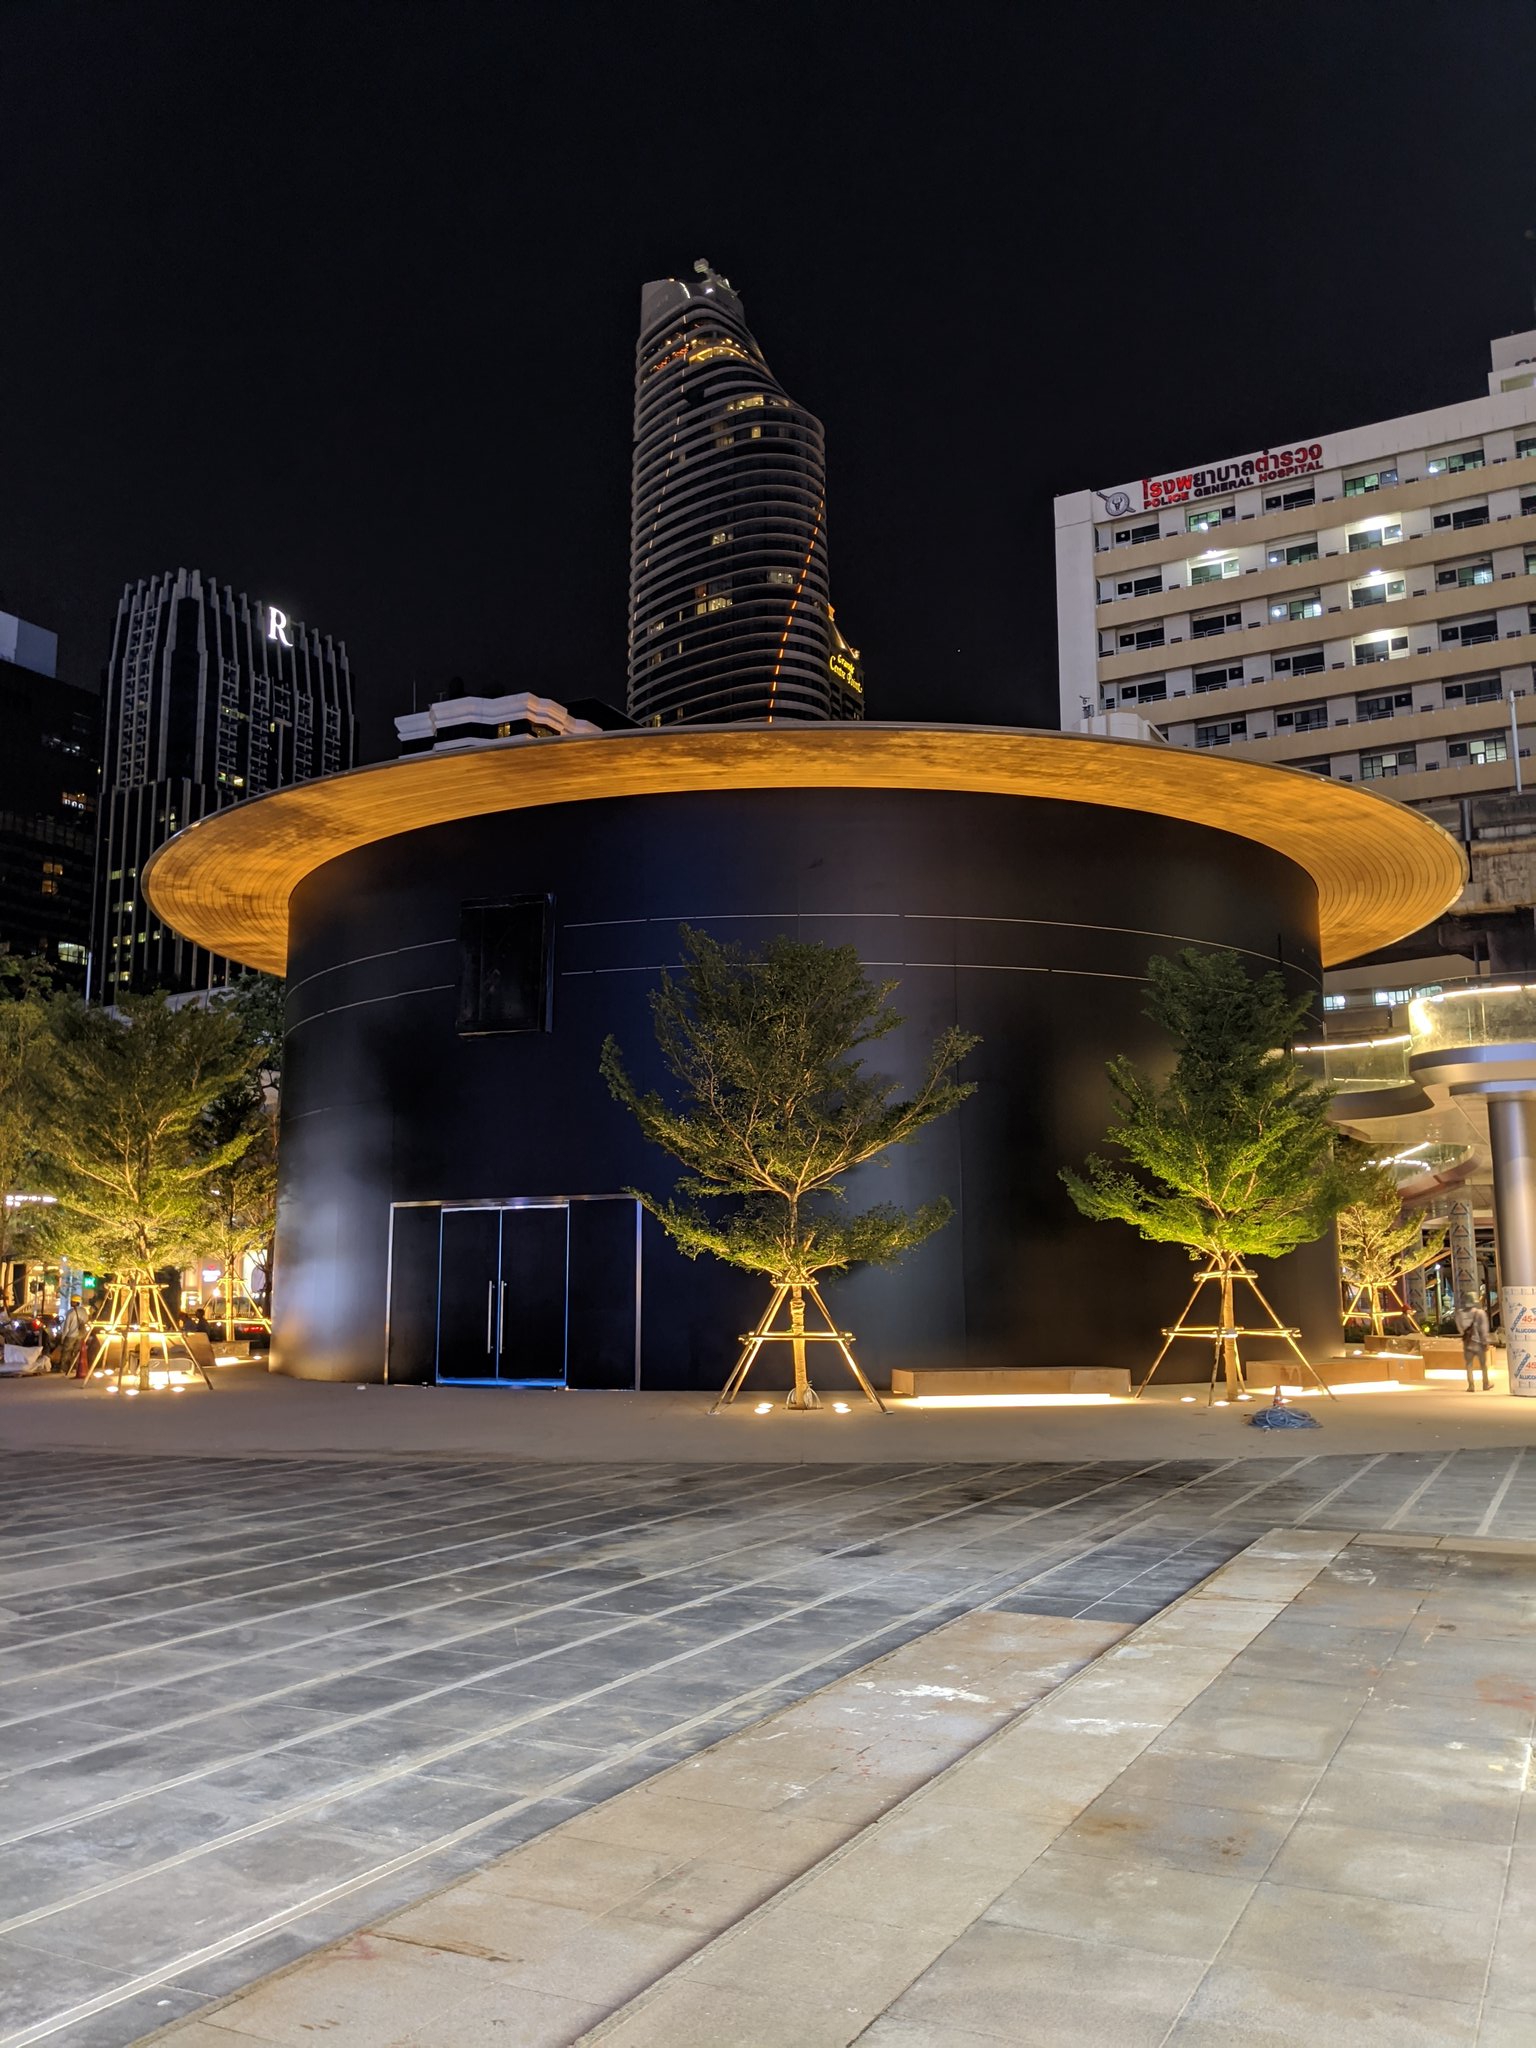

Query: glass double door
[[437, 1203, 568, 1385]]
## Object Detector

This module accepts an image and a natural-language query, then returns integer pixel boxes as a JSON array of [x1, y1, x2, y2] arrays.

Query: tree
[[0, 953, 56, 1308], [601, 928, 977, 1407], [32, 995, 260, 1371], [198, 1074, 278, 1330], [1337, 1159, 1447, 1335], [1063, 948, 1351, 1396], [221, 973, 286, 1088], [200, 976, 285, 1324]]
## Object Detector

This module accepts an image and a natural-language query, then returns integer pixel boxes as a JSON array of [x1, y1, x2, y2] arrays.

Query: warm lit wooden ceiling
[[142, 723, 1467, 974]]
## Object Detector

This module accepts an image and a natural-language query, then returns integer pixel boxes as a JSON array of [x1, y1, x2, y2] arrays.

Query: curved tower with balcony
[[628, 262, 861, 725]]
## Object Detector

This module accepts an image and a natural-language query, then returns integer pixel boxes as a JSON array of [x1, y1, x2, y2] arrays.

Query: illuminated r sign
[[267, 606, 293, 648]]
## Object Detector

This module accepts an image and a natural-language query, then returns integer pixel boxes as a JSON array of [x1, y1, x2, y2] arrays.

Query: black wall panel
[[271, 787, 1337, 1387]]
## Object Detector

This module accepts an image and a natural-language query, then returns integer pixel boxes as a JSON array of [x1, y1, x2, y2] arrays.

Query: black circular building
[[144, 725, 1463, 1392]]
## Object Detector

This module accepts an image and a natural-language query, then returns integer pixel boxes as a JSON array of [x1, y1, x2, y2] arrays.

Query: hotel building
[[93, 569, 355, 996], [1056, 329, 1536, 808]]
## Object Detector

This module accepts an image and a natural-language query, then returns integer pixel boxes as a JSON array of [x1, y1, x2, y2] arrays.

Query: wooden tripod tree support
[[1343, 1277, 1422, 1339], [1134, 1252, 1337, 1407], [84, 1278, 213, 1394], [710, 1280, 887, 1414]]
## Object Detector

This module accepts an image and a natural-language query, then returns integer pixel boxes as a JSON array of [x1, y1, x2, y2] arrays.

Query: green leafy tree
[[221, 974, 286, 1087], [0, 953, 56, 1307], [198, 1076, 278, 1329], [1337, 1159, 1446, 1335], [1063, 948, 1350, 1394], [601, 928, 977, 1404], [32, 995, 260, 1313]]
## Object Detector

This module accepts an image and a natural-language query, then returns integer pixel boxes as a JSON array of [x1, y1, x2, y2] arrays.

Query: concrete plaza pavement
[[136, 1530, 1536, 2046], [4, 1370, 1536, 2044]]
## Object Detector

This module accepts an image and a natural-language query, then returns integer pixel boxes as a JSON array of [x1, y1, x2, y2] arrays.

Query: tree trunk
[[784, 1285, 820, 1410], [1219, 1256, 1242, 1401]]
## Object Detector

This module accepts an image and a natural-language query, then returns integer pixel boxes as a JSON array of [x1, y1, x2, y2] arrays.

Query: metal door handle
[[486, 1282, 494, 1352], [498, 1280, 507, 1352]]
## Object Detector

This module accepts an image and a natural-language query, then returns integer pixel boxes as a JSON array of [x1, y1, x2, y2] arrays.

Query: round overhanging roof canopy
[[143, 723, 1467, 976]]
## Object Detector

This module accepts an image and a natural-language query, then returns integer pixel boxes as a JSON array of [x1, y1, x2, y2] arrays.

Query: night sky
[[5, 1, 1534, 760]]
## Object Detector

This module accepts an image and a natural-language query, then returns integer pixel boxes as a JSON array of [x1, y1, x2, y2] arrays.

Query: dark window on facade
[[457, 896, 554, 1036], [1445, 677, 1503, 705], [1192, 608, 1241, 639], [1356, 691, 1412, 722], [1273, 648, 1325, 676], [1441, 617, 1498, 648], [1264, 487, 1315, 510], [1360, 745, 1416, 780], [1194, 717, 1246, 748], [1193, 663, 1244, 693]]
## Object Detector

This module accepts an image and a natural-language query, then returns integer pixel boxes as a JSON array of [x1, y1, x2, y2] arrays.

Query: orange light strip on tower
[[765, 495, 824, 725]]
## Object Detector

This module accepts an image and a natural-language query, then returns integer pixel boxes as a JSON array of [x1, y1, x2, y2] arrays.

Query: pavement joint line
[[0, 1460, 1026, 1842], [0, 1456, 1178, 1871], [0, 1456, 1149, 1868], [0, 1456, 988, 1758], [0, 1467, 744, 1588], [0, 1457, 780, 1626], [0, 1451, 643, 1533], [0, 1449, 570, 1553], [1476, 1447, 1527, 1536], [0, 1511, 1190, 2048], [0, 1456, 954, 1700], [564, 1526, 1353, 2044], [1382, 1450, 1460, 1530], [1059, 1455, 1326, 1599], [1291, 1450, 1388, 1523]]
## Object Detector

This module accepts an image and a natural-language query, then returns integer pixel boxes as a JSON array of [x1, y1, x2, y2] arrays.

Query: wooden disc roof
[[143, 723, 1467, 975]]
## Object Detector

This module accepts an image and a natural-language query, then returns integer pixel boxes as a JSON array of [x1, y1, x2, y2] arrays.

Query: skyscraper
[[627, 262, 863, 726], [0, 611, 101, 988], [93, 569, 355, 996]]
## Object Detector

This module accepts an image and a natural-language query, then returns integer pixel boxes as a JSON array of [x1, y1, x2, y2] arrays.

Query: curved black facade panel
[[627, 267, 858, 727], [273, 788, 1338, 1388]]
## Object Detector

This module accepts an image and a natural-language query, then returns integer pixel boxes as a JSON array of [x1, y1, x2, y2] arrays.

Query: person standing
[[1455, 1294, 1492, 1392], [54, 1295, 88, 1377]]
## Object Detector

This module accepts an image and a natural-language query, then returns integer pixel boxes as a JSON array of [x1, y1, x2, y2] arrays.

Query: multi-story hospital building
[[1056, 329, 1536, 809]]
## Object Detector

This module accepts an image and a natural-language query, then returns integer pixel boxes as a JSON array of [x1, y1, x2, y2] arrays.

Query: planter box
[[888, 1366, 1133, 1398]]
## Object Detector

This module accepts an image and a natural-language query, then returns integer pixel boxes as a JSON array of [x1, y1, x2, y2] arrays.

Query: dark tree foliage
[[601, 928, 977, 1288], [1063, 948, 1350, 1262]]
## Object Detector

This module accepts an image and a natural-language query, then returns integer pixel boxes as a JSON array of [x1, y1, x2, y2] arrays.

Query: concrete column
[[1448, 1198, 1479, 1304], [1404, 1256, 1427, 1323], [1487, 1096, 1536, 1395]]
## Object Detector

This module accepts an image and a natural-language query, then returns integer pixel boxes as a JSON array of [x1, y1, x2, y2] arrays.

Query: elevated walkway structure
[[1304, 978, 1536, 1388]]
